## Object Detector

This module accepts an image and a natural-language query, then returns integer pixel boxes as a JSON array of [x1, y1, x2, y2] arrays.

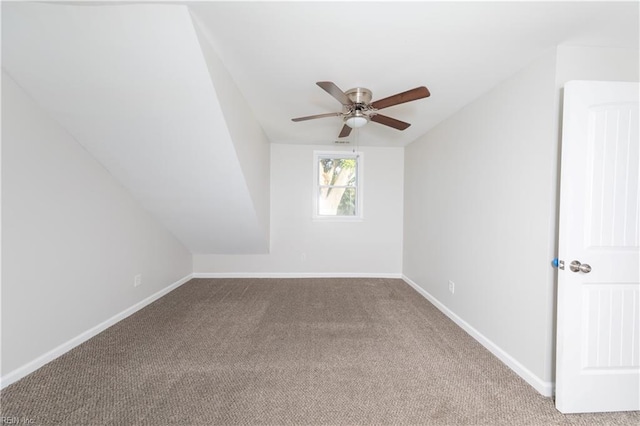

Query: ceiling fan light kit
[[344, 111, 369, 128], [292, 81, 430, 138]]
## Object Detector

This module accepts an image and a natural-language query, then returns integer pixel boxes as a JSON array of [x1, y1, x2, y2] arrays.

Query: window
[[313, 151, 363, 220]]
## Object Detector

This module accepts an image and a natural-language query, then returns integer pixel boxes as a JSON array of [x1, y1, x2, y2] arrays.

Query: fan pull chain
[[353, 126, 359, 156]]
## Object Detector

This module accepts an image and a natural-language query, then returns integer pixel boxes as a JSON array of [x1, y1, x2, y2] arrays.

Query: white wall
[[1, 73, 193, 379], [403, 49, 559, 392], [403, 45, 639, 395], [555, 46, 640, 86], [194, 143, 404, 276]]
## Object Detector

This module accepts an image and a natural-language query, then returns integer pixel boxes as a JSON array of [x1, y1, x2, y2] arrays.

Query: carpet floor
[[1, 278, 638, 425]]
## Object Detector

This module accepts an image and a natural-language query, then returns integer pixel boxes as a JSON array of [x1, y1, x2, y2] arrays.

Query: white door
[[556, 80, 639, 413]]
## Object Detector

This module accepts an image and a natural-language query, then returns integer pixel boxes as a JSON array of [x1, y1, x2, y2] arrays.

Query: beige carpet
[[1, 278, 638, 425]]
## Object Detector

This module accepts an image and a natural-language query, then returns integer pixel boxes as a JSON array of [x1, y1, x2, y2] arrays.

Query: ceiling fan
[[292, 81, 430, 138]]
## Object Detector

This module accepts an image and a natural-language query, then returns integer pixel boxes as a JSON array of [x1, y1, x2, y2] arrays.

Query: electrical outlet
[[448, 280, 455, 294], [134, 274, 142, 287]]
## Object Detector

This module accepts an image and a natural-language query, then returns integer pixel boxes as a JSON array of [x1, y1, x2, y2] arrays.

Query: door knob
[[569, 260, 592, 273]]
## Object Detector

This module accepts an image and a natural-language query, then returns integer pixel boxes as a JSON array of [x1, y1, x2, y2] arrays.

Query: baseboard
[[192, 272, 403, 279], [401, 274, 555, 397], [0, 273, 194, 390]]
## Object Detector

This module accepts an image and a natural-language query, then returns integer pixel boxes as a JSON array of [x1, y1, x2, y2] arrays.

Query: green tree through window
[[318, 156, 358, 216]]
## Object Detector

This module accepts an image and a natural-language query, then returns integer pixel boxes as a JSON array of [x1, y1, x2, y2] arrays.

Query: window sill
[[312, 215, 364, 223]]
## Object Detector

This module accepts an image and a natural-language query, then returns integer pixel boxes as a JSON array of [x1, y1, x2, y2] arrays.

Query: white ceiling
[[3, 1, 638, 150], [2, 1, 638, 254], [189, 1, 639, 146]]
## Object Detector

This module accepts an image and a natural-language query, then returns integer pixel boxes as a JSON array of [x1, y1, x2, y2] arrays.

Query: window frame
[[312, 150, 364, 221]]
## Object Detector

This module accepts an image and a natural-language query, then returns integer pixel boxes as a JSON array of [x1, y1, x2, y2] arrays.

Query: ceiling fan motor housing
[[345, 88, 372, 105], [343, 88, 375, 127]]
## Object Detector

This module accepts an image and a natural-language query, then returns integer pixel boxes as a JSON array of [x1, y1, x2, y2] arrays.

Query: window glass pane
[[318, 158, 357, 187], [318, 187, 357, 216]]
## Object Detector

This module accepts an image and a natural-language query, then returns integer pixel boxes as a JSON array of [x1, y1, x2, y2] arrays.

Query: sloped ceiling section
[[190, 13, 271, 247], [2, 3, 270, 254]]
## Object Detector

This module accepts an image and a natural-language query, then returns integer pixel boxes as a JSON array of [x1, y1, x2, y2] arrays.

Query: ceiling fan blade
[[317, 81, 353, 106], [370, 86, 430, 110], [370, 114, 411, 130], [338, 124, 352, 138], [292, 112, 342, 122]]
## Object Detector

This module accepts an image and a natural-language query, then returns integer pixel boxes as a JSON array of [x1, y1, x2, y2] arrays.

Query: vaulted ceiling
[[189, 1, 638, 146], [2, 1, 638, 254]]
